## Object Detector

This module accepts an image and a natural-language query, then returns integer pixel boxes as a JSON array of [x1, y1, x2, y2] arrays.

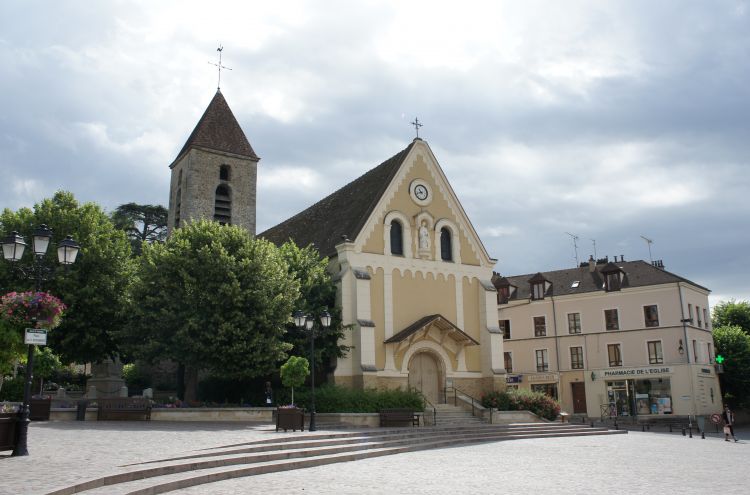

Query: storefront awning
[[384, 314, 479, 345]]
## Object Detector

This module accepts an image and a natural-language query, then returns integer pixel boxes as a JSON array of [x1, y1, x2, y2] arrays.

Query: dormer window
[[532, 283, 545, 300], [606, 272, 620, 291], [497, 286, 510, 304], [528, 273, 549, 300], [600, 262, 624, 292]]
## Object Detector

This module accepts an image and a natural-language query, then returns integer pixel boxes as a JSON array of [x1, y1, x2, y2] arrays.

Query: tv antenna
[[565, 232, 580, 266], [640, 235, 654, 263], [590, 238, 597, 260]]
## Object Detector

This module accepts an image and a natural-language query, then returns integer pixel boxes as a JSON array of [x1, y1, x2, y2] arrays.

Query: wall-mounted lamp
[[590, 371, 596, 381], [678, 339, 685, 355]]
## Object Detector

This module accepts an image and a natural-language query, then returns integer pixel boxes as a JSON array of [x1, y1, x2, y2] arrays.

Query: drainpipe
[[550, 294, 563, 408], [677, 282, 697, 428]]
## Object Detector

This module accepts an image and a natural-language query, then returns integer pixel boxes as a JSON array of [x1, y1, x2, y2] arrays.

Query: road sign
[[24, 328, 47, 346], [715, 354, 725, 364], [710, 413, 722, 424]]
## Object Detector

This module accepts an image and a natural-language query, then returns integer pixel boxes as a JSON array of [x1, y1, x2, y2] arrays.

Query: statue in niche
[[418, 221, 430, 251]]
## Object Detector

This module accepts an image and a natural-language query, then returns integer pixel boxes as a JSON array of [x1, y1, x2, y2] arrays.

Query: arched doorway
[[408, 352, 441, 403]]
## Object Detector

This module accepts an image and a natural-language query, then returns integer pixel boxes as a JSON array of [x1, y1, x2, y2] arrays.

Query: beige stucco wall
[[391, 270, 457, 332]]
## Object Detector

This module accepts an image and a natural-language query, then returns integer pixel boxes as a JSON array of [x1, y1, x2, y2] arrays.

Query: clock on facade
[[409, 179, 432, 206]]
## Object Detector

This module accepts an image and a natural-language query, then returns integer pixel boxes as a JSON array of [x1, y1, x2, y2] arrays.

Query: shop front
[[600, 366, 673, 417], [525, 373, 559, 400]]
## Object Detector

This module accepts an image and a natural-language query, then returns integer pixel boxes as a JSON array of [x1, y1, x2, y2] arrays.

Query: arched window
[[440, 227, 452, 261], [174, 188, 182, 228], [390, 220, 403, 255], [214, 184, 231, 225], [220, 165, 230, 181]]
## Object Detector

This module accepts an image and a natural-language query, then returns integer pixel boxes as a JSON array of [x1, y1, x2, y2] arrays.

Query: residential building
[[495, 257, 721, 418]]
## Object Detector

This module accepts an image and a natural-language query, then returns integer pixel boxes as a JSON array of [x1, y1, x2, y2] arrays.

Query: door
[[571, 382, 587, 414], [408, 353, 440, 403]]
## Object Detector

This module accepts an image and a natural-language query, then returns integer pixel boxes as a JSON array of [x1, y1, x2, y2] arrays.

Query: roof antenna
[[590, 238, 597, 260], [640, 235, 654, 264], [565, 232, 580, 267], [208, 45, 232, 91]]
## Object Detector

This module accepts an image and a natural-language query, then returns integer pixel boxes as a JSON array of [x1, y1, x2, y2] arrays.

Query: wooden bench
[[96, 398, 152, 421], [379, 408, 419, 427]]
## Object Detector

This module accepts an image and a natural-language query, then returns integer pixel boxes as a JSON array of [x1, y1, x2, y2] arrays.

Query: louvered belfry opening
[[214, 184, 232, 225]]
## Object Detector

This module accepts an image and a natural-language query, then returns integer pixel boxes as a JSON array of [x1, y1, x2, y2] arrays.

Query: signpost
[[24, 328, 47, 346]]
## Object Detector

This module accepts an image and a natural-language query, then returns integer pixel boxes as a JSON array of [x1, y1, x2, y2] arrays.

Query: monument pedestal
[[85, 358, 127, 399]]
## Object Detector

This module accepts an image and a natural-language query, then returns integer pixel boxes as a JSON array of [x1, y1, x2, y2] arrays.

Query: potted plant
[[0, 403, 20, 452], [277, 356, 309, 432], [0, 291, 67, 329]]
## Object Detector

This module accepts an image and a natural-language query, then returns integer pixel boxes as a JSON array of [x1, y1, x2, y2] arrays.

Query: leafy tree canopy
[[280, 355, 309, 404], [279, 241, 349, 372], [124, 220, 300, 399], [111, 203, 168, 255], [0, 191, 134, 363], [713, 325, 750, 408], [712, 299, 750, 335]]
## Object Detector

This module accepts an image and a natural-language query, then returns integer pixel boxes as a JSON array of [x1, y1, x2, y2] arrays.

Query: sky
[[1, 0, 748, 306]]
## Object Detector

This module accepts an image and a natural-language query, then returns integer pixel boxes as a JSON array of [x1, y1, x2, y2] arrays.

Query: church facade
[[169, 91, 508, 402]]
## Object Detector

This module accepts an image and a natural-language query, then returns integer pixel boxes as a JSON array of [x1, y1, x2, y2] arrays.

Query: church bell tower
[[167, 90, 259, 235]]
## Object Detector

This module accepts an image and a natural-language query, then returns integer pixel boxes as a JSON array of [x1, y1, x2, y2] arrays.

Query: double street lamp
[[1, 225, 80, 456], [293, 308, 331, 432]]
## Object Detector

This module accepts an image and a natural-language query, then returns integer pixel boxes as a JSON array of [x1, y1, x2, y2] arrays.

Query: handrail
[[410, 386, 437, 426], [443, 385, 482, 418]]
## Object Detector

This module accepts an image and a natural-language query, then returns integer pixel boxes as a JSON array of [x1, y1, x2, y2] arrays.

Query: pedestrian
[[264, 381, 273, 407], [722, 404, 738, 442]]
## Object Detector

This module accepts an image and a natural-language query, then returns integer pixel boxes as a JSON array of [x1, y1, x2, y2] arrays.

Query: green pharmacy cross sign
[[715, 354, 725, 364]]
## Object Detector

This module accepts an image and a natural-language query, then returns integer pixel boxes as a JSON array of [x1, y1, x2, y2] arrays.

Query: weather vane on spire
[[208, 45, 232, 90], [410, 117, 423, 139]]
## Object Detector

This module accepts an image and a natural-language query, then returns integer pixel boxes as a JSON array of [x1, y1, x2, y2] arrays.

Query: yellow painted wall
[[392, 270, 457, 332], [463, 277, 481, 370], [369, 267, 386, 369]]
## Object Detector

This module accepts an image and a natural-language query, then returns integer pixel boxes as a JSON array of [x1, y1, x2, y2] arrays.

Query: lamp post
[[293, 308, 331, 432], [1, 225, 80, 457]]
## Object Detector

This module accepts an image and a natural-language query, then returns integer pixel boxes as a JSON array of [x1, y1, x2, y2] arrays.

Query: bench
[[379, 408, 419, 427], [96, 398, 152, 421]]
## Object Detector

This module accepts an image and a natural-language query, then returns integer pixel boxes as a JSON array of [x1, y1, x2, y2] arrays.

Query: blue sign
[[506, 375, 522, 384]]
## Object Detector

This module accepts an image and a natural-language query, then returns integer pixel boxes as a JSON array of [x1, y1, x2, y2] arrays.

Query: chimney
[[588, 255, 596, 273]]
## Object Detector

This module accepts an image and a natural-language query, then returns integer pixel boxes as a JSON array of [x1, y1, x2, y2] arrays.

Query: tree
[[111, 203, 168, 255], [0, 319, 23, 393], [0, 191, 134, 364], [280, 356, 309, 405], [712, 299, 750, 334], [712, 325, 750, 408], [124, 220, 299, 402], [279, 242, 349, 374]]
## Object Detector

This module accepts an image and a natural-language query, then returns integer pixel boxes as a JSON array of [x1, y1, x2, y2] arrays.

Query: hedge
[[481, 388, 561, 420], [275, 384, 423, 413]]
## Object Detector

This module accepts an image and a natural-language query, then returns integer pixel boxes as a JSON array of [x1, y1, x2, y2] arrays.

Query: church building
[[169, 91, 508, 403]]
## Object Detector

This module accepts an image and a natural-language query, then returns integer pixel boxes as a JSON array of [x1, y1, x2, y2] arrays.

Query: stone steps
[[46, 424, 625, 495]]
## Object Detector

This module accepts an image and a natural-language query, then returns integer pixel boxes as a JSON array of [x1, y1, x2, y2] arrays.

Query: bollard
[[682, 427, 686, 436], [642, 425, 646, 432], [669, 424, 673, 433], [701, 431, 705, 439], [590, 421, 594, 428], [689, 427, 693, 438]]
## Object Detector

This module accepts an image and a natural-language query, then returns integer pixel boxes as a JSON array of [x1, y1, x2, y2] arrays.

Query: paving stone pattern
[[0, 422, 747, 495]]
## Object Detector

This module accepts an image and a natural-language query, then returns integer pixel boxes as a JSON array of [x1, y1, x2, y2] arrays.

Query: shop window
[[214, 184, 231, 225], [647, 341, 663, 364], [634, 378, 672, 415], [570, 346, 584, 369], [605, 309, 619, 330], [440, 227, 452, 261], [532, 282, 545, 300], [608, 344, 622, 367], [504, 352, 513, 373], [499, 319, 511, 339], [535, 349, 549, 371], [644, 305, 659, 327], [531, 383, 558, 399], [568, 313, 581, 334], [389, 220, 403, 255], [534, 316, 547, 337]]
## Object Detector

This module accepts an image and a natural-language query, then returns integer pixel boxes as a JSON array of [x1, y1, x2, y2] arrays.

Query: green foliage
[[122, 362, 151, 389], [280, 355, 309, 404], [274, 385, 424, 413], [33, 347, 62, 380], [111, 203, 168, 255], [0, 191, 134, 363], [0, 376, 24, 401], [481, 389, 561, 420], [0, 319, 23, 375], [124, 220, 299, 396], [712, 300, 750, 334], [713, 325, 750, 408], [279, 242, 349, 371]]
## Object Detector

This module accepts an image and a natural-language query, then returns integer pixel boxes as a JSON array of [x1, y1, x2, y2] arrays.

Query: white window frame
[[568, 345, 585, 370], [498, 319, 511, 340], [703, 308, 709, 329], [646, 339, 664, 365], [383, 210, 413, 258], [534, 348, 550, 372], [533, 315, 547, 337], [606, 341, 624, 367], [696, 306, 702, 327], [603, 307, 620, 331], [567, 311, 582, 334], [643, 303, 661, 328], [504, 350, 513, 373]]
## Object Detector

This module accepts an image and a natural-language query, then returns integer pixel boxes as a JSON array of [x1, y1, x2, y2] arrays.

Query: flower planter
[[0, 413, 18, 452], [276, 407, 304, 432]]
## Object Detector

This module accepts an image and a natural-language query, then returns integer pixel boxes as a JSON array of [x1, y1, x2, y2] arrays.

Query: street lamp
[[292, 308, 331, 432], [1, 225, 80, 457]]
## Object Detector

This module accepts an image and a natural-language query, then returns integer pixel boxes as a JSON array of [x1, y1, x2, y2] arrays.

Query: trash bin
[[76, 400, 88, 421]]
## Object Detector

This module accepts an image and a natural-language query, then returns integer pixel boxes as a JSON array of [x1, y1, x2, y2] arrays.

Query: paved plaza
[[0, 421, 748, 494]]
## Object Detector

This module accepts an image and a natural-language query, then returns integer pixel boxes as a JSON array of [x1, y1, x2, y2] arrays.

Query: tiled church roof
[[172, 90, 258, 165], [259, 141, 416, 257]]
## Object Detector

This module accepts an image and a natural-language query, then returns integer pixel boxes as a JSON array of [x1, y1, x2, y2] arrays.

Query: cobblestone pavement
[[1, 422, 748, 495]]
